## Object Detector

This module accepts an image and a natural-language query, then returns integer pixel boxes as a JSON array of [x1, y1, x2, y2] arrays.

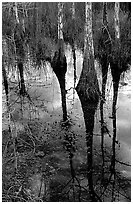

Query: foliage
[[2, 2, 130, 70], [93, 6, 131, 72]]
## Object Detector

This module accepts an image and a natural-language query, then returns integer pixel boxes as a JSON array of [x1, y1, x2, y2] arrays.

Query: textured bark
[[100, 3, 110, 102], [52, 40, 67, 121], [51, 3, 68, 122], [110, 3, 120, 117], [71, 3, 76, 101], [114, 3, 120, 40], [58, 3, 64, 40], [72, 43, 76, 101], [76, 3, 100, 201]]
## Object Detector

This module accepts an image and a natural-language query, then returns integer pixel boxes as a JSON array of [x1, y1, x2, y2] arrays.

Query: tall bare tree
[[76, 2, 100, 201], [110, 3, 120, 201], [100, 2, 112, 185], [110, 2, 121, 118], [101, 2, 111, 101], [71, 2, 77, 102], [13, 3, 26, 96]]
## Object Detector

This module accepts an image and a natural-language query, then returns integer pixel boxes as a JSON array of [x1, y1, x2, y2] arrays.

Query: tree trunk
[[72, 43, 76, 101], [110, 95, 117, 201], [76, 59, 99, 201], [58, 73, 67, 121], [14, 3, 26, 97], [2, 56, 9, 106], [71, 3, 76, 102], [100, 99, 105, 185], [100, 3, 111, 102], [79, 98, 98, 201], [52, 40, 67, 121], [51, 3, 67, 122], [110, 2, 120, 114], [58, 3, 63, 40], [76, 3, 100, 201], [101, 56, 109, 102], [18, 61, 26, 96], [109, 5, 120, 195]]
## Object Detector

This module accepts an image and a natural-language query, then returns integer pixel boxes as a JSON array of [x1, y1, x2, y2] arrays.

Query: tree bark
[[76, 3, 100, 201], [51, 3, 68, 122], [100, 3, 111, 102], [51, 40, 67, 121], [110, 2, 121, 117], [72, 42, 76, 101], [71, 3, 76, 102]]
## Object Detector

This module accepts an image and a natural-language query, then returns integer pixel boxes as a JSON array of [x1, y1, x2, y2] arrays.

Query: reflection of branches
[[99, 170, 114, 199], [100, 100, 105, 187], [115, 159, 131, 167], [99, 104, 117, 200], [62, 131, 82, 201], [101, 179, 131, 201], [115, 173, 131, 201], [111, 96, 117, 201]]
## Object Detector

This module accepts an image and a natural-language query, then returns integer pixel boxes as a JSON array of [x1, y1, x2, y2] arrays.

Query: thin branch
[[115, 159, 131, 167]]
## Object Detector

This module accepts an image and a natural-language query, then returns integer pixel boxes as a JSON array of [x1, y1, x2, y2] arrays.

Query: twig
[[25, 124, 36, 153], [115, 159, 131, 167]]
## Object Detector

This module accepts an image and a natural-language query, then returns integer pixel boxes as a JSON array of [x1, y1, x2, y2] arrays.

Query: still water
[[2, 47, 131, 201]]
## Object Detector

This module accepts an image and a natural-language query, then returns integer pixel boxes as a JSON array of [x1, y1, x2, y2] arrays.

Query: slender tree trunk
[[110, 2, 121, 117], [110, 98, 117, 201], [2, 56, 9, 106], [100, 99, 105, 186], [101, 57, 109, 102], [71, 3, 76, 102], [72, 43, 76, 102], [18, 61, 26, 96], [13, 2, 27, 97], [2, 56, 12, 133], [109, 5, 120, 199], [58, 72, 67, 121], [100, 3, 111, 102]]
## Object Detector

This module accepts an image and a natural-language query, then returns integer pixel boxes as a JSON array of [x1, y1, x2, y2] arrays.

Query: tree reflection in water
[[99, 81, 131, 201]]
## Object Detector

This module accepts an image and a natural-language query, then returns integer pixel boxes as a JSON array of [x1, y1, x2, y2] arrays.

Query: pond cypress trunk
[[76, 3, 100, 201], [100, 3, 111, 102], [52, 40, 67, 122], [51, 3, 67, 122], [72, 43, 76, 102], [76, 55, 100, 201]]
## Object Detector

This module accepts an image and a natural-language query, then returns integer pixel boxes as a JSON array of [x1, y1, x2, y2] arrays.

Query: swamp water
[[2, 48, 131, 201]]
